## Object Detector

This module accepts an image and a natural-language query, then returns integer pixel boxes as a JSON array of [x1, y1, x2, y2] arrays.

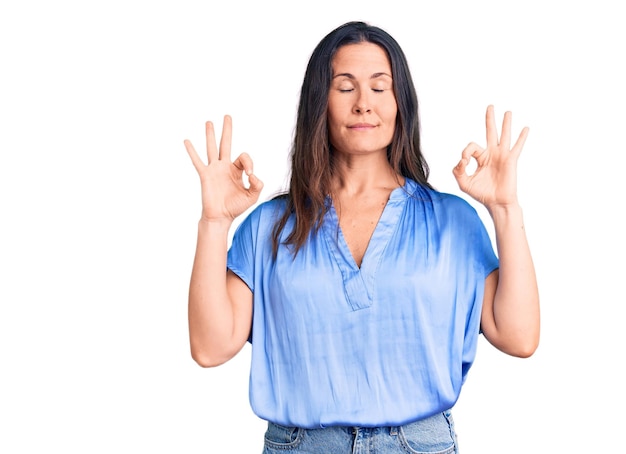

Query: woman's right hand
[[184, 115, 264, 223]]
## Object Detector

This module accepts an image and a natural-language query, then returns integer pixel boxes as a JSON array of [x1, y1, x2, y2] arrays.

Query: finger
[[500, 111, 512, 151], [486, 105, 498, 147], [511, 126, 530, 158], [205, 121, 218, 163], [233, 152, 254, 174], [452, 156, 469, 178], [454, 142, 483, 183], [234, 152, 264, 198], [452, 158, 470, 189], [247, 173, 265, 198], [183, 139, 206, 172], [219, 115, 233, 161], [461, 142, 486, 164]]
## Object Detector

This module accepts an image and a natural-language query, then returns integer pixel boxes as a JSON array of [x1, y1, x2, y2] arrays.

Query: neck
[[332, 154, 403, 196]]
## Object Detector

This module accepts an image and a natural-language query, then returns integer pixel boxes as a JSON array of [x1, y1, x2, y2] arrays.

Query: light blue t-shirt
[[227, 178, 499, 428]]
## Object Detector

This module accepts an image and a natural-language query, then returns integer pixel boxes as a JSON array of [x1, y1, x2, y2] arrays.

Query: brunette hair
[[271, 21, 432, 257]]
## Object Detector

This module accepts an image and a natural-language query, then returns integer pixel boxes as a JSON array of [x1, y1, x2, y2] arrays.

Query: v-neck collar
[[321, 180, 410, 311]]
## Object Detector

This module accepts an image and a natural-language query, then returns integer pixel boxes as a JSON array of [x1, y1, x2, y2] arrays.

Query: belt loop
[[389, 426, 398, 436]]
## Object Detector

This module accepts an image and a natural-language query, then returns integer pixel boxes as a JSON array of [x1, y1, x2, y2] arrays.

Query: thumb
[[452, 157, 469, 181], [247, 173, 264, 197], [452, 158, 472, 193]]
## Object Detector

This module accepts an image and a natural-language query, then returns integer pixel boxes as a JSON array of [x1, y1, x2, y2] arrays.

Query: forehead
[[332, 42, 391, 73]]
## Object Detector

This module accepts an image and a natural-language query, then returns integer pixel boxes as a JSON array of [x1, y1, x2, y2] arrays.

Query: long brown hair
[[271, 21, 432, 257]]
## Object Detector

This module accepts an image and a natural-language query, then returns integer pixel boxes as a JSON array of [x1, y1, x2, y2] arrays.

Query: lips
[[348, 123, 376, 130]]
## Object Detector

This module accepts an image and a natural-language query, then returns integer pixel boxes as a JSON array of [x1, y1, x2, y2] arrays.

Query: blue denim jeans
[[262, 410, 458, 453]]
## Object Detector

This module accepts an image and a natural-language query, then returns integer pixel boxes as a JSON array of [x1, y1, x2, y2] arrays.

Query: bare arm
[[184, 116, 263, 367], [453, 105, 540, 357], [480, 205, 539, 357]]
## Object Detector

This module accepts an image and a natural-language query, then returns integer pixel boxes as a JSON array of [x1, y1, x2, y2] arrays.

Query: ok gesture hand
[[184, 115, 264, 223], [453, 105, 529, 209]]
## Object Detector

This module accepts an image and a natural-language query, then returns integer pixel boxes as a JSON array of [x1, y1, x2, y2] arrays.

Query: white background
[[1, 1, 624, 452]]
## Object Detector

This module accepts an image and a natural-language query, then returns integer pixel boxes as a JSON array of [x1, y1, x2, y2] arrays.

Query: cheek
[[328, 124, 342, 149], [381, 104, 398, 129], [326, 102, 343, 143], [383, 99, 398, 123], [382, 105, 398, 143], [327, 96, 342, 121]]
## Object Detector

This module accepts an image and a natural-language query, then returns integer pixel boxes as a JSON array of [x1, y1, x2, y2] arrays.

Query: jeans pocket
[[264, 422, 304, 451], [398, 412, 457, 454]]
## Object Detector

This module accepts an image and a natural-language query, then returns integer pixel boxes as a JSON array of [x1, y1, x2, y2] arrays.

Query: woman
[[184, 21, 539, 453]]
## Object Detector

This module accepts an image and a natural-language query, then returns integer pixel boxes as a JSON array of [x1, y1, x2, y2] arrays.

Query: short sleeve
[[227, 210, 259, 293], [473, 213, 499, 278]]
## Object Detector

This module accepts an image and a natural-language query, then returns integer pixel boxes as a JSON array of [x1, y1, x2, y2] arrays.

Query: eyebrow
[[332, 72, 392, 80]]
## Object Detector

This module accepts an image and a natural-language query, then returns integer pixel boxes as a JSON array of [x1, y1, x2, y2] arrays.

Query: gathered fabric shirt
[[227, 178, 499, 429]]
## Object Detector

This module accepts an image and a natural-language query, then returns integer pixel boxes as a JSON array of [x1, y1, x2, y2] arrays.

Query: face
[[327, 42, 397, 158]]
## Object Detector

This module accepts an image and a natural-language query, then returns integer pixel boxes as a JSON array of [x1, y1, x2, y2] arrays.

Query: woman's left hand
[[453, 105, 529, 209]]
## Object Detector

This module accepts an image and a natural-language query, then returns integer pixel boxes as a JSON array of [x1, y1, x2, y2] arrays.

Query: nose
[[353, 90, 371, 114]]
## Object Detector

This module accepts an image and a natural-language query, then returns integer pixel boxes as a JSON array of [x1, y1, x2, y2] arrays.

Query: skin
[[453, 106, 540, 357], [327, 43, 404, 267], [328, 43, 398, 159], [184, 42, 539, 367], [184, 117, 261, 366]]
